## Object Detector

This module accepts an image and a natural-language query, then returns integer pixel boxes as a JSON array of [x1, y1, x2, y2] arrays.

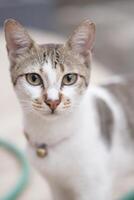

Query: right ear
[[4, 19, 33, 62], [65, 19, 96, 57]]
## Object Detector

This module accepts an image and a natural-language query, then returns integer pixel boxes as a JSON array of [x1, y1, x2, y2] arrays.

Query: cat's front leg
[[72, 181, 111, 200]]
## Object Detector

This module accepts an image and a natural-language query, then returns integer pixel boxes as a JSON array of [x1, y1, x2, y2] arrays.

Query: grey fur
[[95, 96, 114, 147]]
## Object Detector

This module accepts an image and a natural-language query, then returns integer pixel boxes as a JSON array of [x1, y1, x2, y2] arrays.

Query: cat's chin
[[38, 109, 72, 121], [30, 107, 73, 120], [38, 110, 62, 120]]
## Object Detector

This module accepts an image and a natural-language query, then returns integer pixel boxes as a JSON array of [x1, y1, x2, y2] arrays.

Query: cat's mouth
[[48, 109, 59, 116], [51, 109, 56, 114], [43, 110, 60, 120]]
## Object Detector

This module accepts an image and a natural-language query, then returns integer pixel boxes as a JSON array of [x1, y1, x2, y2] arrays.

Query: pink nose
[[44, 94, 61, 112]]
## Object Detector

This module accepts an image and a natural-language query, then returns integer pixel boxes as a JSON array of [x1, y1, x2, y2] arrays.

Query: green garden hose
[[0, 139, 30, 200], [120, 191, 134, 200]]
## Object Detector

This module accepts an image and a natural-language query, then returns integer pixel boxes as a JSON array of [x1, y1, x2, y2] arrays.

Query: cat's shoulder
[[90, 75, 134, 101], [89, 75, 134, 146]]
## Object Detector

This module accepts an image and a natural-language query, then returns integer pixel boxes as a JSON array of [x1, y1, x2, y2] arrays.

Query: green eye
[[26, 73, 42, 86], [62, 73, 78, 86]]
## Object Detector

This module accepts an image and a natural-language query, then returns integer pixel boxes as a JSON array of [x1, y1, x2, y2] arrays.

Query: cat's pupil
[[67, 75, 72, 82], [32, 75, 37, 82]]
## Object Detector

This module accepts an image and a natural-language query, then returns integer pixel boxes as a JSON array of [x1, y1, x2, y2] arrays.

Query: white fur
[[47, 88, 59, 101], [16, 67, 134, 199], [7, 18, 133, 199], [14, 56, 134, 200], [102, 75, 125, 85], [90, 86, 134, 198], [23, 86, 111, 200], [16, 76, 42, 102], [43, 60, 57, 86]]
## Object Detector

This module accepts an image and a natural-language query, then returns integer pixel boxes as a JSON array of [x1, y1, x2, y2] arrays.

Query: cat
[[4, 18, 134, 200]]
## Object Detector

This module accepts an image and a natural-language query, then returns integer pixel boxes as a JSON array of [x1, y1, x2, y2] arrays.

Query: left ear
[[66, 19, 96, 56], [4, 18, 34, 63]]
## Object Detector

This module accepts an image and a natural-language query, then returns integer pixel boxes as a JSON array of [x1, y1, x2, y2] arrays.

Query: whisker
[[33, 104, 42, 108], [33, 107, 44, 112], [63, 102, 71, 106], [62, 106, 71, 109], [19, 100, 30, 103], [22, 106, 32, 111], [32, 104, 42, 109]]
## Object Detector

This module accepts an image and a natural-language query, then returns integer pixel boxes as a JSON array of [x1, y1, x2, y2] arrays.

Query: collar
[[24, 131, 70, 158]]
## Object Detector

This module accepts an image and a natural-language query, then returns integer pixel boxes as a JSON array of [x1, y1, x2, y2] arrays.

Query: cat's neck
[[23, 89, 93, 145]]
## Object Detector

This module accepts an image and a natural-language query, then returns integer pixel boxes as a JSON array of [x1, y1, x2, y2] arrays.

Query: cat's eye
[[62, 73, 78, 86], [26, 73, 42, 86]]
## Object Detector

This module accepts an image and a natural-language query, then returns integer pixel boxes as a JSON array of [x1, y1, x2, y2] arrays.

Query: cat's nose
[[44, 94, 61, 112]]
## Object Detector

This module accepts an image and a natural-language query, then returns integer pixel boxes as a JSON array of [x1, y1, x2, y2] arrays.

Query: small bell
[[36, 144, 48, 158]]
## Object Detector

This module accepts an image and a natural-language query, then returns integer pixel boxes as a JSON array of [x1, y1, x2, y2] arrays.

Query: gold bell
[[36, 144, 48, 158]]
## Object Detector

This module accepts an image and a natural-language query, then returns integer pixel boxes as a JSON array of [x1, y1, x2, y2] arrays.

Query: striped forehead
[[42, 58, 57, 86]]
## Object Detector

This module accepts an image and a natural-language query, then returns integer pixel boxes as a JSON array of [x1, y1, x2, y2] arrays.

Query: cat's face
[[4, 19, 95, 119]]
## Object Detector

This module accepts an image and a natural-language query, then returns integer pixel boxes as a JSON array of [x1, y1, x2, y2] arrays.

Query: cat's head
[[4, 19, 95, 119]]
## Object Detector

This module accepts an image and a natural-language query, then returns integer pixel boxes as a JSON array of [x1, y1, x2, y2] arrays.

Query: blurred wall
[[0, 0, 134, 75]]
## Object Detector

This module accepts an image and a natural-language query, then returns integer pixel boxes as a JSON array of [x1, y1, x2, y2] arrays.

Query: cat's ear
[[4, 19, 33, 61], [66, 19, 95, 56]]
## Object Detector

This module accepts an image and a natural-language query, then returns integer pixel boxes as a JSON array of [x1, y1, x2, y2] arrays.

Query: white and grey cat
[[4, 19, 134, 200]]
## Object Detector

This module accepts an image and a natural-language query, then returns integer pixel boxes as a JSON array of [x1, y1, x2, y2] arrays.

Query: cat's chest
[[27, 130, 108, 200], [27, 125, 104, 179], [24, 100, 104, 181], [27, 134, 88, 183]]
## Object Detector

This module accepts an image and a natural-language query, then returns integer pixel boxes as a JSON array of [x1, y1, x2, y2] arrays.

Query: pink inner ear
[[5, 19, 32, 56], [67, 21, 95, 56], [85, 31, 95, 51], [7, 31, 32, 54]]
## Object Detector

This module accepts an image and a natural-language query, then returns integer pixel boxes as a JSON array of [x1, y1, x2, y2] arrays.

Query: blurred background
[[0, 0, 134, 74], [0, 0, 134, 199]]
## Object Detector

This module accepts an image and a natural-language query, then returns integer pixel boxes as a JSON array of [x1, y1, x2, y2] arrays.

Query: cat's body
[[25, 84, 110, 200], [4, 19, 134, 200], [26, 77, 134, 200]]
